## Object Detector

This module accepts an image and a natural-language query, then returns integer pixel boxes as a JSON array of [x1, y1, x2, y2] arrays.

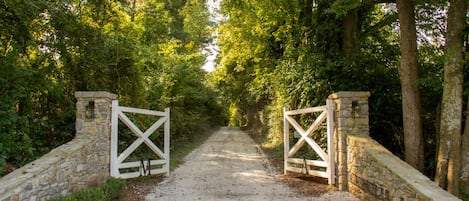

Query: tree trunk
[[300, 0, 314, 45], [461, 98, 469, 196], [131, 0, 137, 22], [396, 0, 424, 171], [301, 0, 313, 29], [435, 0, 467, 195], [462, 30, 469, 200], [342, 10, 359, 60]]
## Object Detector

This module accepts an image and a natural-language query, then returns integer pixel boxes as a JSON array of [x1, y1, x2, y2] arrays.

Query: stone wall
[[0, 91, 116, 201], [330, 91, 460, 201], [347, 135, 459, 201]]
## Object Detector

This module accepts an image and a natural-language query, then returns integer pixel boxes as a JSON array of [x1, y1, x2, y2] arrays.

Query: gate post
[[328, 91, 370, 191], [75, 91, 117, 181]]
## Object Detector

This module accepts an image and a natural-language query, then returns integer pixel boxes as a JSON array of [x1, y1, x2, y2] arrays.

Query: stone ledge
[[0, 136, 97, 201], [329, 91, 371, 99], [348, 135, 460, 201], [75, 91, 117, 99]]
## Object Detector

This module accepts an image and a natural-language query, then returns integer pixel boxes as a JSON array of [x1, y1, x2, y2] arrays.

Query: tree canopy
[[209, 1, 468, 197], [2, 0, 469, 198], [0, 0, 224, 175]]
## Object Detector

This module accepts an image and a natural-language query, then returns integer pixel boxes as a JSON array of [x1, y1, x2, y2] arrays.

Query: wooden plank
[[287, 158, 328, 168], [110, 100, 119, 177], [118, 111, 144, 138], [117, 116, 167, 162], [307, 169, 329, 178], [150, 168, 167, 176], [302, 134, 328, 163], [283, 107, 290, 175], [144, 116, 167, 137], [286, 111, 327, 157], [286, 166, 328, 178], [119, 106, 167, 116], [116, 168, 166, 179], [326, 99, 335, 185], [284, 103, 333, 182], [285, 115, 328, 162], [119, 159, 167, 169], [164, 108, 170, 175], [118, 135, 166, 164], [284, 106, 326, 116], [141, 117, 168, 159], [117, 171, 141, 179], [285, 166, 303, 174], [111, 104, 170, 179]]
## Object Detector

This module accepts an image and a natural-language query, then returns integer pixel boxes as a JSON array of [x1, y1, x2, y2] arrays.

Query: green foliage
[[211, 0, 450, 173], [1, 0, 225, 175], [327, 0, 362, 17], [0, 157, 5, 176], [48, 178, 125, 201], [463, 192, 469, 201]]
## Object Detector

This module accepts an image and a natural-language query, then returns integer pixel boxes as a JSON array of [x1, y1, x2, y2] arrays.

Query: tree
[[396, 0, 424, 171], [435, 0, 467, 195], [0, 0, 224, 175], [462, 99, 469, 196]]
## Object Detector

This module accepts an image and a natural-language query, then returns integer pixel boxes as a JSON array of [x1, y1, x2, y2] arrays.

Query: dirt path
[[145, 127, 358, 201]]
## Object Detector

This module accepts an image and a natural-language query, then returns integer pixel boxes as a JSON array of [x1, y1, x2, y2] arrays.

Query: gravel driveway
[[145, 127, 359, 201]]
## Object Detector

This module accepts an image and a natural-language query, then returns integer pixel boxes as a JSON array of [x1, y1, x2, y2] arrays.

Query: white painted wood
[[283, 102, 335, 185], [119, 106, 167, 116], [285, 115, 328, 162], [110, 101, 119, 177], [307, 170, 329, 178], [286, 111, 327, 157], [118, 172, 142, 179], [117, 111, 144, 138], [287, 158, 328, 167], [285, 166, 329, 178], [283, 107, 289, 175], [284, 106, 326, 116], [149, 168, 168, 176], [119, 159, 167, 169], [118, 168, 168, 179], [164, 108, 170, 176], [110, 100, 170, 179], [326, 99, 335, 185], [117, 116, 167, 162]]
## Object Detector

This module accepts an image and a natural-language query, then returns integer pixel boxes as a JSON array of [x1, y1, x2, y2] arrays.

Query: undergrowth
[[48, 127, 216, 201], [169, 126, 216, 170], [48, 178, 125, 201]]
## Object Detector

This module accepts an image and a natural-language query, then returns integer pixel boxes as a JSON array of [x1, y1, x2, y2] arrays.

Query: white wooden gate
[[110, 100, 170, 179], [283, 99, 335, 184]]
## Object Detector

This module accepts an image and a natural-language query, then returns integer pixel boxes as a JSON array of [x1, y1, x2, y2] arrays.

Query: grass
[[49, 127, 217, 201], [244, 127, 285, 171], [168, 127, 215, 170], [48, 178, 126, 201], [114, 127, 217, 200]]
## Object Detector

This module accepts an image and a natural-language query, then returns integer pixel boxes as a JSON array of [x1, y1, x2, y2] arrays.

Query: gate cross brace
[[117, 111, 167, 163], [285, 111, 328, 163]]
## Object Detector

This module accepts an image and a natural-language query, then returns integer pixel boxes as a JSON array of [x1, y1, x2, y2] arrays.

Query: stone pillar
[[75, 91, 117, 182], [329, 91, 370, 191], [75, 91, 117, 138]]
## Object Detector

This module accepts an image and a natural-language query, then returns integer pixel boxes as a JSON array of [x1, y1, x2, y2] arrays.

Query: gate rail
[[283, 99, 335, 184], [110, 100, 170, 179]]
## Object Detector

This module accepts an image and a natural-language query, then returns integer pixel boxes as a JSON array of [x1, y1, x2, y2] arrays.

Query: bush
[[48, 178, 125, 201], [0, 157, 5, 176]]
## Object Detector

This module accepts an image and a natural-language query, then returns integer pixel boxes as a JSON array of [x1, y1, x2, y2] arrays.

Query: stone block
[[346, 135, 461, 201]]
